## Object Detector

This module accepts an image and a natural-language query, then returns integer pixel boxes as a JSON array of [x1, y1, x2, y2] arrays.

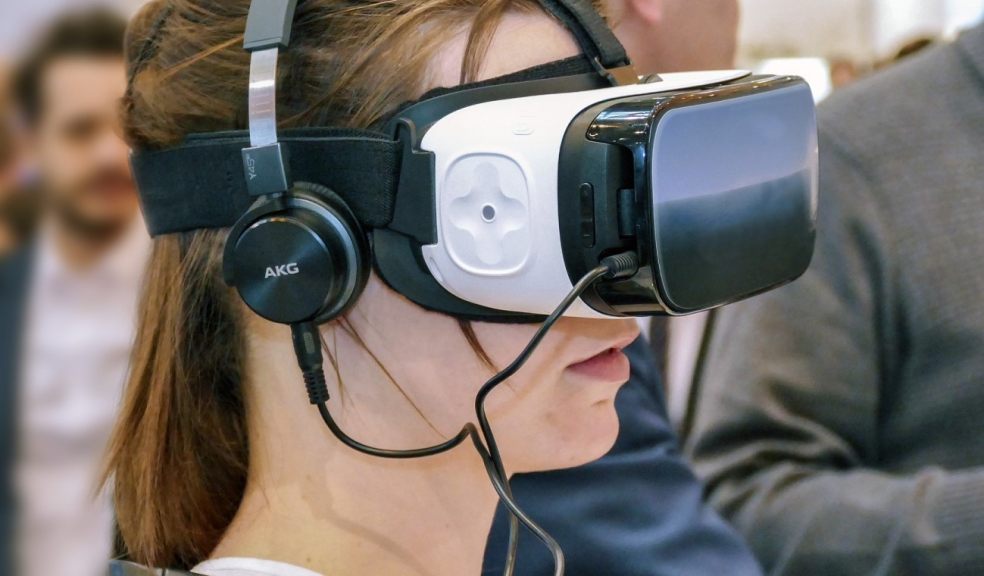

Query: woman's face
[[327, 10, 640, 474]]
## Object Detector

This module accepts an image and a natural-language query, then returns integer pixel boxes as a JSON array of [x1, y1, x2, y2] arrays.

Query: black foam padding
[[132, 129, 401, 237]]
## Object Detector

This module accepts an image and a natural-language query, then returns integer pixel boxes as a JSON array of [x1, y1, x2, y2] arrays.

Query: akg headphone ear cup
[[224, 182, 370, 325]]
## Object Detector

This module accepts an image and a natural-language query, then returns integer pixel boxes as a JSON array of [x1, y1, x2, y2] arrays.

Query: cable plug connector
[[291, 322, 330, 405], [303, 367, 330, 405], [600, 251, 639, 280]]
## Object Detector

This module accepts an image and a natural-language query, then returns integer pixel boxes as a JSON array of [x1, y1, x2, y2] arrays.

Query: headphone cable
[[297, 252, 639, 576]]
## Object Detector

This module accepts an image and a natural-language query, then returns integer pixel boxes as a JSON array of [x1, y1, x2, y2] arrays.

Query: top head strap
[[537, 0, 637, 84]]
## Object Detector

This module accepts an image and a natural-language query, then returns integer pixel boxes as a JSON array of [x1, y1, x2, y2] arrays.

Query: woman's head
[[107, 0, 638, 569]]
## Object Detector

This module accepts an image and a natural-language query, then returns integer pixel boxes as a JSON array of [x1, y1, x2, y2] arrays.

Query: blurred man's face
[[609, 0, 740, 75], [33, 56, 134, 238]]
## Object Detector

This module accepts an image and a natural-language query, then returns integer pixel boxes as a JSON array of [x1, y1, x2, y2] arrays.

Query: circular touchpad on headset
[[443, 154, 531, 275]]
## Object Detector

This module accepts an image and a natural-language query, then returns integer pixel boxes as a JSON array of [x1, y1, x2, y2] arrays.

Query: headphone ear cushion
[[295, 182, 371, 324], [224, 182, 370, 325]]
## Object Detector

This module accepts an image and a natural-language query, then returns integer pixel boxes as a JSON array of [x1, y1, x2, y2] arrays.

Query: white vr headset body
[[416, 70, 818, 318]]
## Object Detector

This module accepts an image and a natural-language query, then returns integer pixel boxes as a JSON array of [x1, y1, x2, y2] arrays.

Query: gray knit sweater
[[686, 23, 984, 576]]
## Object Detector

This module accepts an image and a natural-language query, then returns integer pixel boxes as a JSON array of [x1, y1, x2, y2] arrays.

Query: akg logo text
[[245, 154, 257, 180], [265, 263, 300, 279]]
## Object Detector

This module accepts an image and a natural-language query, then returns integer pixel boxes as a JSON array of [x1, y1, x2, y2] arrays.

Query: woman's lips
[[566, 347, 631, 381]]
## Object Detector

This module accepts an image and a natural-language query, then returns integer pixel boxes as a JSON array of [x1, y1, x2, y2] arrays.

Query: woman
[[105, 2, 641, 575]]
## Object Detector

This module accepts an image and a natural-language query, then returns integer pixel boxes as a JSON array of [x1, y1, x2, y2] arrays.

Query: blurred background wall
[[738, 0, 983, 99], [3, 0, 982, 61], [0, 0, 144, 58], [2, 0, 980, 99], [740, 0, 983, 63]]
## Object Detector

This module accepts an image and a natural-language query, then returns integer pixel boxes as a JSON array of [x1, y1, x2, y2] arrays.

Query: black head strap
[[135, 55, 603, 238], [133, 128, 401, 236]]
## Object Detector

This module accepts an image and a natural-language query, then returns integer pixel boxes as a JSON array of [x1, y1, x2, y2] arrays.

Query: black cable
[[315, 403, 472, 458], [473, 265, 613, 576], [294, 251, 639, 576], [470, 253, 636, 576]]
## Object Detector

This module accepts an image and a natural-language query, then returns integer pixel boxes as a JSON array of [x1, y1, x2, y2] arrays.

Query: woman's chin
[[575, 400, 623, 464], [532, 400, 623, 472]]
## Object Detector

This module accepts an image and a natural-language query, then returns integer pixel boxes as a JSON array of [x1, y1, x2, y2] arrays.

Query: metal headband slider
[[243, 0, 294, 193]]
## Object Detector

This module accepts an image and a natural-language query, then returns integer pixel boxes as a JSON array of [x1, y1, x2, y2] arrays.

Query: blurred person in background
[[0, 62, 15, 199], [891, 36, 937, 62], [0, 61, 35, 258], [608, 0, 739, 74], [484, 1, 762, 575], [0, 7, 147, 576], [0, 191, 40, 258], [828, 56, 861, 90], [687, 21, 984, 576], [0, 62, 17, 256]]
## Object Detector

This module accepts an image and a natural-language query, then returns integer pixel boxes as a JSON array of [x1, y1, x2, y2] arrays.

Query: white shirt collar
[[33, 216, 151, 288], [194, 557, 325, 576]]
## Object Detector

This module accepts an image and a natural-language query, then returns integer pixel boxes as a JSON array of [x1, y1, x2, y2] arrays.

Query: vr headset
[[132, 0, 818, 326]]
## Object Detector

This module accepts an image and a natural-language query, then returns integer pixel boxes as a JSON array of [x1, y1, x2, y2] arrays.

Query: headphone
[[221, 181, 369, 325], [220, 0, 369, 328]]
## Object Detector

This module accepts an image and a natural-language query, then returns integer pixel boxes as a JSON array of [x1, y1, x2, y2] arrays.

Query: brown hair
[[105, 0, 600, 569]]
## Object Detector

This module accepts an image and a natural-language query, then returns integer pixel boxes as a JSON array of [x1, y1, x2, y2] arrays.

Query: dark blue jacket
[[0, 247, 32, 576], [484, 337, 761, 576]]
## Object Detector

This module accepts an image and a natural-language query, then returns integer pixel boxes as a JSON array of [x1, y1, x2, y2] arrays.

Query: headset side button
[[579, 183, 596, 248]]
